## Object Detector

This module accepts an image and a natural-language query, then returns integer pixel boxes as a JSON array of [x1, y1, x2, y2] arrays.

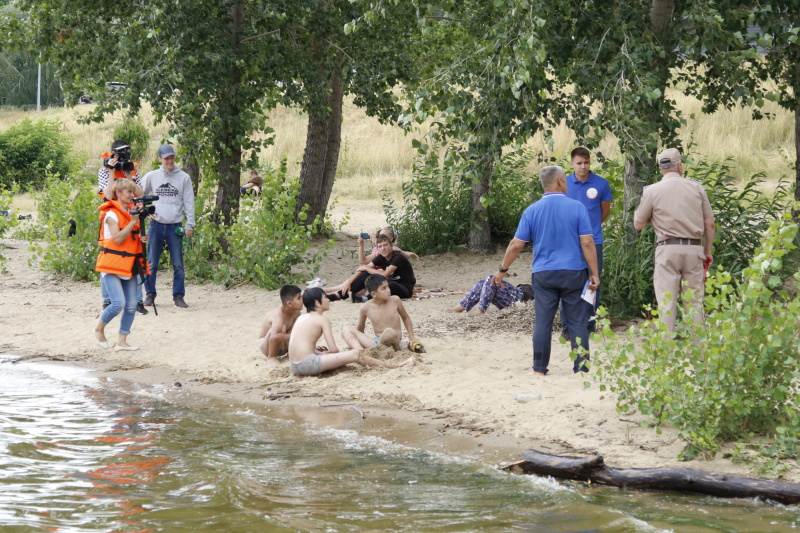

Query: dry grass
[[2, 89, 795, 213]]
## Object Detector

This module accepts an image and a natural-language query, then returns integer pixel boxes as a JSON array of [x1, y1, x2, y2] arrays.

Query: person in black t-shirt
[[327, 234, 417, 301]]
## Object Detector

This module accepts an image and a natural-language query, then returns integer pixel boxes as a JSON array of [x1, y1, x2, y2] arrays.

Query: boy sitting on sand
[[342, 274, 425, 353], [259, 285, 303, 364], [288, 288, 416, 377]]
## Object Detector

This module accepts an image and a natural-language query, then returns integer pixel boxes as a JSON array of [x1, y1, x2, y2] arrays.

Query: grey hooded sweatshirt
[[140, 166, 196, 230]]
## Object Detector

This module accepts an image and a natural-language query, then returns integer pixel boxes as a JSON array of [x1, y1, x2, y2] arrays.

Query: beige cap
[[657, 148, 681, 167]]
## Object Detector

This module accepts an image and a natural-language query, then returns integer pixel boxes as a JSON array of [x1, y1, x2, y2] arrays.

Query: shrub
[[384, 145, 541, 254], [384, 150, 472, 254], [591, 208, 800, 472], [183, 160, 335, 289], [0, 184, 21, 270], [23, 174, 102, 281], [112, 114, 150, 161], [0, 118, 74, 191]]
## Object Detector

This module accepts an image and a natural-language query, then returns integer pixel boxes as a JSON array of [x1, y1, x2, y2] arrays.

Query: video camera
[[129, 195, 159, 217], [104, 144, 135, 172]]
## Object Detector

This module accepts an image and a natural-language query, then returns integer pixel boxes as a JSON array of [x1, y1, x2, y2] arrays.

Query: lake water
[[2, 354, 799, 532]]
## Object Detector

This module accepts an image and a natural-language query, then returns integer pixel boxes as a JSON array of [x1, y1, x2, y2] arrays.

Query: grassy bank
[[1, 89, 794, 211]]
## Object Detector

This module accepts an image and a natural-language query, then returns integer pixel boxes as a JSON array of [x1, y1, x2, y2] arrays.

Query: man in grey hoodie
[[141, 144, 196, 309]]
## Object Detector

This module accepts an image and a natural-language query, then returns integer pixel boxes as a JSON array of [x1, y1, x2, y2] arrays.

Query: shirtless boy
[[258, 285, 303, 363], [287, 288, 416, 377], [342, 274, 425, 352]]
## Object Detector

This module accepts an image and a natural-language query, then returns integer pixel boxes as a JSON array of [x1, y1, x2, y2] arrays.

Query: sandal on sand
[[114, 345, 140, 352]]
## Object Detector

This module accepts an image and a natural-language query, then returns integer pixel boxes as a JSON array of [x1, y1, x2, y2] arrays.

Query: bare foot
[[378, 328, 401, 351], [265, 356, 282, 365], [533, 371, 547, 376], [443, 306, 464, 313], [468, 308, 485, 316], [399, 355, 417, 367]]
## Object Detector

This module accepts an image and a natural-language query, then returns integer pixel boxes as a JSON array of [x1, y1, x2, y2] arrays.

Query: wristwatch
[[498, 266, 509, 273]]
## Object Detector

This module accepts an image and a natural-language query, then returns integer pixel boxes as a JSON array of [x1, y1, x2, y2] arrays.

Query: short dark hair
[[376, 234, 392, 245], [571, 147, 591, 160], [111, 140, 130, 152], [302, 288, 326, 312], [365, 274, 387, 295], [280, 284, 302, 304], [517, 283, 535, 302]]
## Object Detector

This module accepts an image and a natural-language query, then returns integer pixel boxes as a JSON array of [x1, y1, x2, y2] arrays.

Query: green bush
[[0, 184, 21, 270], [591, 208, 800, 473], [384, 150, 472, 254], [113, 115, 150, 161], [487, 148, 543, 242], [23, 174, 102, 281], [0, 118, 74, 191], [183, 160, 335, 289], [384, 146, 541, 254]]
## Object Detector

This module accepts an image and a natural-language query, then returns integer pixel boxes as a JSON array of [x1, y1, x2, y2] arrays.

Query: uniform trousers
[[653, 244, 705, 330]]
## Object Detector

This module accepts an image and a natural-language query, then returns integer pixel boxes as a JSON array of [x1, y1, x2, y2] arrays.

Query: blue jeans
[[532, 270, 590, 374], [560, 243, 603, 328], [102, 275, 143, 304], [99, 274, 137, 334], [144, 222, 185, 298]]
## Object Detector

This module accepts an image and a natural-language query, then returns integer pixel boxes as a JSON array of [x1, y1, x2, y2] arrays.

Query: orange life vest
[[95, 200, 149, 278]]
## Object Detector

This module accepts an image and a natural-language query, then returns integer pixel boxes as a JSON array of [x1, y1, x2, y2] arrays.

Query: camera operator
[[98, 140, 143, 200], [141, 144, 196, 309], [98, 140, 146, 315], [94, 178, 149, 351]]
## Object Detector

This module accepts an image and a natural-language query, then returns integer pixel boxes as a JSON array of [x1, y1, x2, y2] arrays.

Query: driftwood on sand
[[505, 449, 800, 505]]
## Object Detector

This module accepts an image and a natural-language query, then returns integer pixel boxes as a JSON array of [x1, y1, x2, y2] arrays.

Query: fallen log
[[506, 449, 800, 505]]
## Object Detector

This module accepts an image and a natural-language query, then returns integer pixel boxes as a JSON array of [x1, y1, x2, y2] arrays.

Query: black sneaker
[[173, 296, 189, 309], [143, 293, 156, 306], [102, 300, 111, 310], [350, 290, 359, 303], [136, 301, 149, 315]]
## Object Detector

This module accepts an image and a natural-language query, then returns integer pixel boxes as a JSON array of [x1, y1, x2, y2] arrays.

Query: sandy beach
[[3, 206, 797, 483]]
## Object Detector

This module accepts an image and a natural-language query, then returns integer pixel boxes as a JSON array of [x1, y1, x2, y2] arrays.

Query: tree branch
[[240, 29, 280, 44]]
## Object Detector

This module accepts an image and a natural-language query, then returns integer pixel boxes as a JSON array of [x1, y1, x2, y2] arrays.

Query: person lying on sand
[[444, 275, 534, 315], [342, 274, 426, 353], [258, 285, 303, 364], [287, 288, 416, 377]]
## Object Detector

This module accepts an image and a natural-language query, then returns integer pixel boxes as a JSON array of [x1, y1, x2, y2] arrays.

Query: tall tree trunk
[[183, 150, 201, 192], [468, 153, 494, 254], [296, 73, 344, 228], [622, 149, 654, 217], [649, 0, 674, 36], [794, 100, 800, 221], [213, 3, 244, 227]]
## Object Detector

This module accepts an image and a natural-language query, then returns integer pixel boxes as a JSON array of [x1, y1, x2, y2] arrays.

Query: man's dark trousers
[[532, 270, 590, 373]]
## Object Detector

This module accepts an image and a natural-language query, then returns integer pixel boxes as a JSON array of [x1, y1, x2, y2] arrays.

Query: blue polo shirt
[[514, 192, 593, 273], [565, 171, 612, 244]]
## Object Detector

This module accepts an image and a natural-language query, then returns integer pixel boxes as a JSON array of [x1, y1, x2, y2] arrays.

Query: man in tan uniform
[[633, 148, 715, 330]]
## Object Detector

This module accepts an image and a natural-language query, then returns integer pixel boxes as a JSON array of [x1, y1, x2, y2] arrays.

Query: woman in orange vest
[[94, 178, 149, 351]]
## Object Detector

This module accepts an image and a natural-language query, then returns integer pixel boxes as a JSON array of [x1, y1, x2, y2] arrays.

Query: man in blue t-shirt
[[563, 147, 613, 333], [494, 165, 600, 375]]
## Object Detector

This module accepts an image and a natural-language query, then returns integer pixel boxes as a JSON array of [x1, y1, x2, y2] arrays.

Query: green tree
[[3, 0, 286, 225], [357, 1, 559, 252], [270, 1, 422, 227]]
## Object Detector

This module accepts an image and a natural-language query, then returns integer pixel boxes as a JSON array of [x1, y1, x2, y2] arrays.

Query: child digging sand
[[342, 274, 426, 353], [287, 288, 416, 377], [258, 285, 303, 364]]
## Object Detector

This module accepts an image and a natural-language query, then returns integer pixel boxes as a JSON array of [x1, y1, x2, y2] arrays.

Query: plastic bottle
[[513, 393, 542, 402]]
